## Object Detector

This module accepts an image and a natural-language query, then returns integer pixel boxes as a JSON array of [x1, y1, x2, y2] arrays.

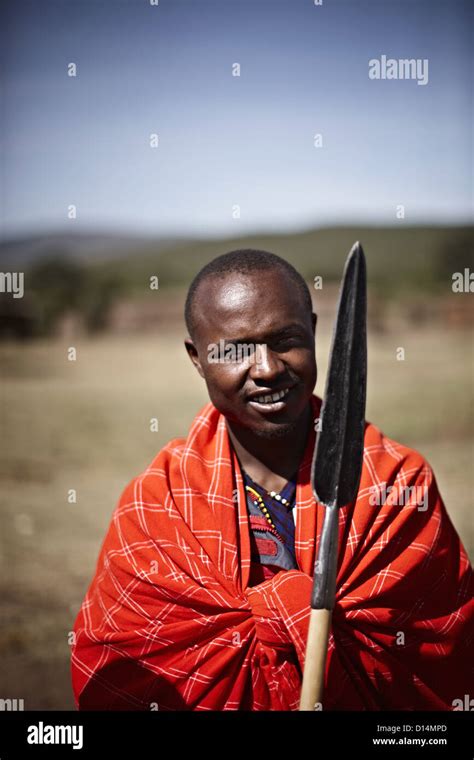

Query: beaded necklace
[[245, 485, 278, 531], [267, 489, 291, 507], [243, 469, 297, 565], [244, 476, 294, 531]]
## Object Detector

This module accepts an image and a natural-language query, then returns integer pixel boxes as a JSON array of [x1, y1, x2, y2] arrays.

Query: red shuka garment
[[71, 396, 473, 710]]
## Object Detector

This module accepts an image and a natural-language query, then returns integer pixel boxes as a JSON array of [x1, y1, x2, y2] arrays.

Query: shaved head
[[185, 248, 313, 340]]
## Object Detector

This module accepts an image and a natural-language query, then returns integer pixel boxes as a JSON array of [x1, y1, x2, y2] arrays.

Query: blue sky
[[1, 0, 472, 238]]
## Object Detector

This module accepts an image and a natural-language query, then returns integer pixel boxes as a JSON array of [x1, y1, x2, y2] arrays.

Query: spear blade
[[310, 241, 367, 610], [313, 240, 367, 509]]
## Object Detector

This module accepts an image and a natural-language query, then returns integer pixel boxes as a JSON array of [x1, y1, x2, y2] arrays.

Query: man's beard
[[250, 418, 301, 439]]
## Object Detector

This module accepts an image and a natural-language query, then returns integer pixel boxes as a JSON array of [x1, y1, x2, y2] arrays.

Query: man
[[71, 248, 473, 710]]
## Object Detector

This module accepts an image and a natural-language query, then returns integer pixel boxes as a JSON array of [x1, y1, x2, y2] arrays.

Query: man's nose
[[248, 344, 285, 381]]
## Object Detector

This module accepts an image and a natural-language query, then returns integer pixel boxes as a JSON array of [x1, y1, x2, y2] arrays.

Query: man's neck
[[226, 404, 312, 493]]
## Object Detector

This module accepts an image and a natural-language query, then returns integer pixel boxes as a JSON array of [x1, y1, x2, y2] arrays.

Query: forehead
[[192, 268, 310, 342]]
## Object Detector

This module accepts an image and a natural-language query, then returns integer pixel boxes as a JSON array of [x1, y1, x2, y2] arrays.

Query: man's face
[[185, 268, 317, 439]]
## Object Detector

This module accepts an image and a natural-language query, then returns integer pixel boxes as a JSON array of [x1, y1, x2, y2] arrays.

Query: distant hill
[[0, 231, 192, 267], [1, 224, 472, 295], [92, 224, 473, 295]]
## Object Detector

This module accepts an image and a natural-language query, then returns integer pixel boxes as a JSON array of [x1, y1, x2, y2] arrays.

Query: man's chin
[[222, 399, 313, 440], [250, 420, 301, 439]]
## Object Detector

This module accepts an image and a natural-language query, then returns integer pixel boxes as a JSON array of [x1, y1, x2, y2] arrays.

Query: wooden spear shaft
[[299, 505, 338, 710]]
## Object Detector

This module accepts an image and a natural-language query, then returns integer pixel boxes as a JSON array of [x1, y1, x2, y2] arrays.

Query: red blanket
[[71, 396, 473, 710]]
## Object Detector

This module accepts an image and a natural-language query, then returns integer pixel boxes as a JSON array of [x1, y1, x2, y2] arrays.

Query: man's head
[[184, 249, 317, 439]]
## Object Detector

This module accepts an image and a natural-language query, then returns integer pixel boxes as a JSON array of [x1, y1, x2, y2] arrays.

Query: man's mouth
[[246, 386, 295, 414]]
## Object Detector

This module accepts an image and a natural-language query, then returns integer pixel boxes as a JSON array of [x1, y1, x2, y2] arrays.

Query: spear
[[300, 242, 367, 710]]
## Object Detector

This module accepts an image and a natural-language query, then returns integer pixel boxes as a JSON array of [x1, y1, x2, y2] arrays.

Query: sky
[[1, 0, 472, 239]]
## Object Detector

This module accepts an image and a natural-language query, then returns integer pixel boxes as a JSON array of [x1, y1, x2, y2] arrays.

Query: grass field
[[0, 321, 472, 708]]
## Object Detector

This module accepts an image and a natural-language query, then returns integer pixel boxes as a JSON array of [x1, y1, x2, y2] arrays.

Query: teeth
[[253, 388, 290, 404]]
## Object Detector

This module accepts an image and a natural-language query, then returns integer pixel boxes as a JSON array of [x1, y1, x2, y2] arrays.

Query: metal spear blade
[[310, 241, 367, 609]]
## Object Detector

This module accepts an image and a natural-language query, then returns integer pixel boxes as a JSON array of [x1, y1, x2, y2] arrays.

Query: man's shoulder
[[154, 435, 188, 462], [312, 394, 429, 473], [119, 402, 219, 502], [363, 418, 435, 482], [130, 436, 187, 489]]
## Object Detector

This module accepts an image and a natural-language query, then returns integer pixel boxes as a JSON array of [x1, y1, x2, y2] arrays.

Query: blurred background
[[0, 0, 472, 708]]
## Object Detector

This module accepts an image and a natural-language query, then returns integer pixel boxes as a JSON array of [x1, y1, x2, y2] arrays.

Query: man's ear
[[311, 312, 317, 335], [184, 338, 206, 379]]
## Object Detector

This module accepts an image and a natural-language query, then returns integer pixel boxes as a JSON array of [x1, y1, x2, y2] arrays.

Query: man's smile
[[246, 383, 299, 414]]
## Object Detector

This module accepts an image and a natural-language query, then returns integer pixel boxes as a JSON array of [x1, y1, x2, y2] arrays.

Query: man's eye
[[235, 344, 256, 358], [221, 343, 257, 362], [273, 337, 302, 351]]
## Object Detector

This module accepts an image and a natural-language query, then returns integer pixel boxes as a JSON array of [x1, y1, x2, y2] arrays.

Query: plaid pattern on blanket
[[71, 396, 473, 710]]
